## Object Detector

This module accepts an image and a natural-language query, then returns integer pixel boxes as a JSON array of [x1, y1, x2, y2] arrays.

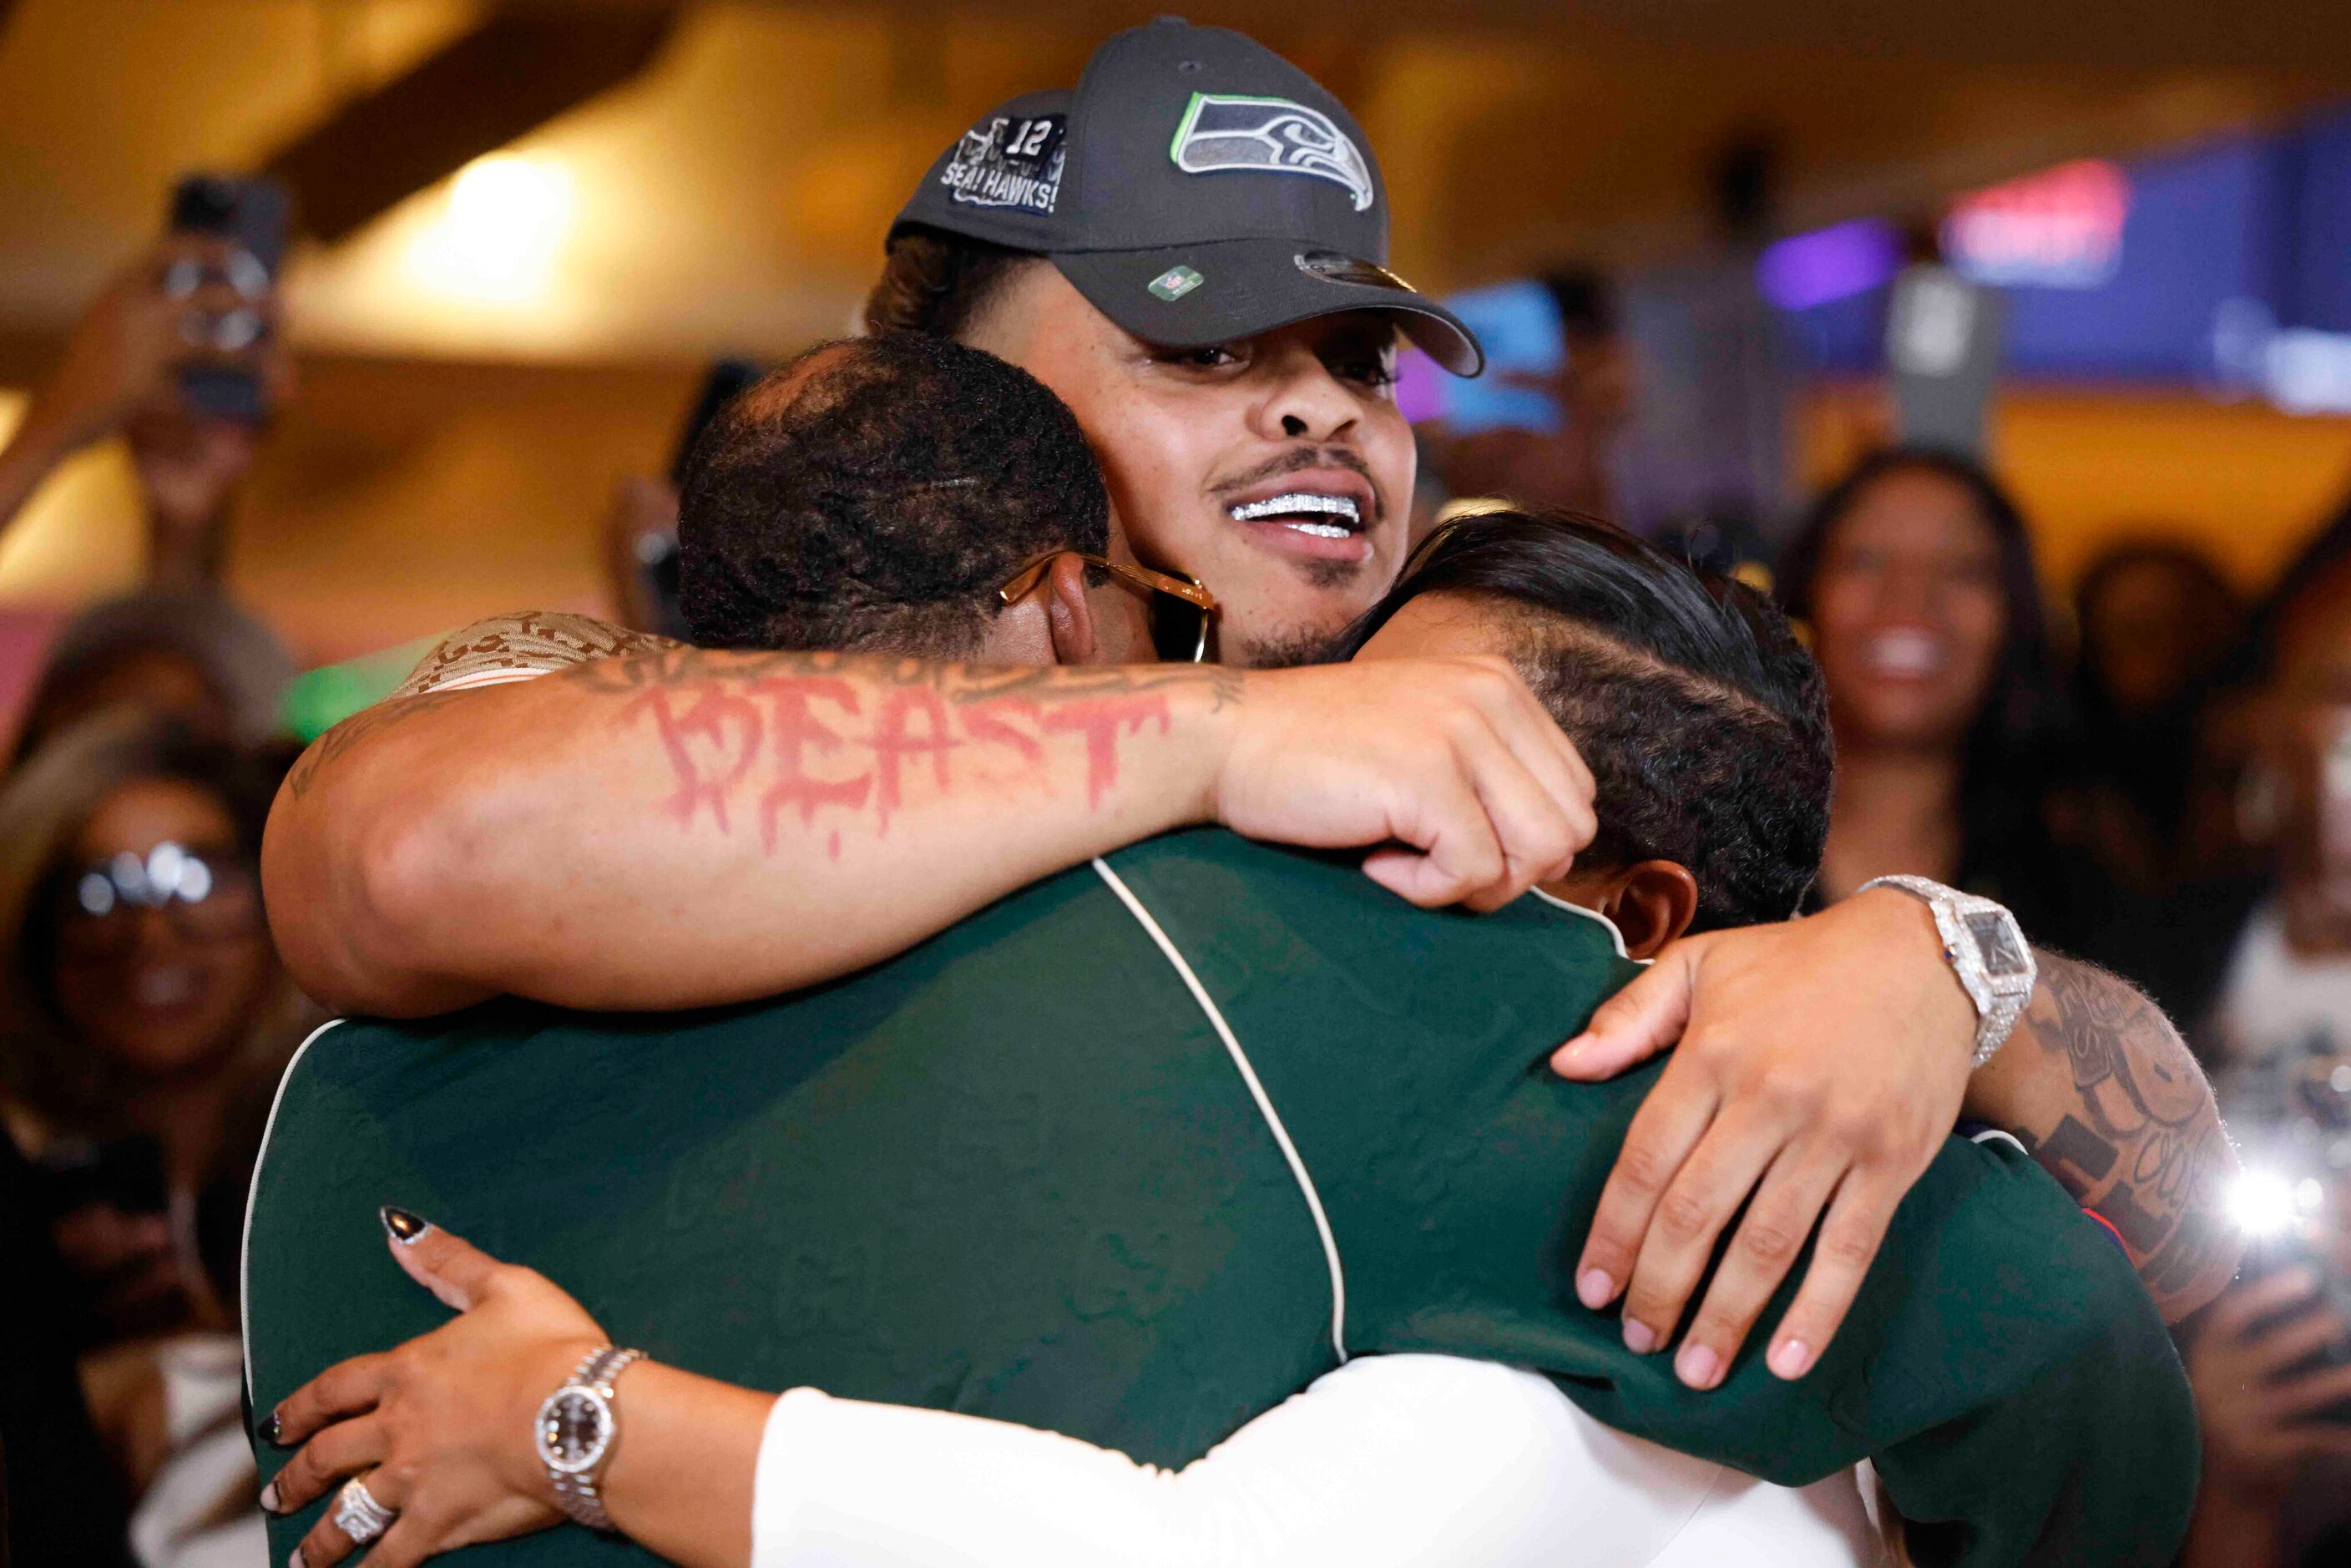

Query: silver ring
[[333, 1475, 398, 1544]]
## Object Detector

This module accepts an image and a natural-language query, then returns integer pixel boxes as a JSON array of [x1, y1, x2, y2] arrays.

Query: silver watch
[[1858, 876, 2036, 1069], [534, 1344, 646, 1533]]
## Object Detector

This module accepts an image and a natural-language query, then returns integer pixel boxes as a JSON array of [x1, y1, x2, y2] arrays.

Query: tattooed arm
[[263, 645, 1594, 1016], [1962, 952, 2240, 1323]]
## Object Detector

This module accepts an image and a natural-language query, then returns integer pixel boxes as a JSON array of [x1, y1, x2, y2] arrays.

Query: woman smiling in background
[[1775, 447, 2096, 943]]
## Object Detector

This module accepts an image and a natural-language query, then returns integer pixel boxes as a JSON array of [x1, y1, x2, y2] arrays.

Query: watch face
[[538, 1388, 613, 1474], [1965, 909, 2032, 979]]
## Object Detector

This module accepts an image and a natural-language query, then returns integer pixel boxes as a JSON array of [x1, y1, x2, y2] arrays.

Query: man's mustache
[[1211, 447, 1386, 524]]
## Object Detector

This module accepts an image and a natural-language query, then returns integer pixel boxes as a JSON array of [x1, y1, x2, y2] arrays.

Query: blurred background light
[[406, 153, 574, 301], [1756, 219, 1904, 312], [1942, 159, 2131, 291], [2227, 1169, 2303, 1236], [2267, 328, 2351, 415]]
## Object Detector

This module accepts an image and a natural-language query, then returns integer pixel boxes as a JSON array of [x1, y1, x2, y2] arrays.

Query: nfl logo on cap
[[1149, 266, 1204, 302]]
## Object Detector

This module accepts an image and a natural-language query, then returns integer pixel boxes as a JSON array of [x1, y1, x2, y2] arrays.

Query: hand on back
[[263, 1217, 596, 1568], [1552, 888, 1974, 1389]]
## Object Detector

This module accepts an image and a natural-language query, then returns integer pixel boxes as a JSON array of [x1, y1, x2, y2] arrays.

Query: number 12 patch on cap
[[941, 114, 1066, 214]]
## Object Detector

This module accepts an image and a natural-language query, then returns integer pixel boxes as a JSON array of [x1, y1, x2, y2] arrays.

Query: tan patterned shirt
[[392, 610, 681, 698]]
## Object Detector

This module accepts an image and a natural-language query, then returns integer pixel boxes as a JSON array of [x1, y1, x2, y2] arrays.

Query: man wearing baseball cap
[[867, 18, 1470, 668]]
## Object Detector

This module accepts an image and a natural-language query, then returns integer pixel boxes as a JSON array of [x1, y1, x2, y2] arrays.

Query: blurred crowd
[[3, 154, 2351, 1568]]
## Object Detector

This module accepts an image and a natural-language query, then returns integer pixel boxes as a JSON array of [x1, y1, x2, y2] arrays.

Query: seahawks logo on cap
[[1169, 94, 1375, 213]]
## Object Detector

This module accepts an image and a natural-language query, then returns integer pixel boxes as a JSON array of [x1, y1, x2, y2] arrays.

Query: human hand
[[261, 1210, 605, 1568], [2189, 1266, 2351, 1495], [1551, 888, 1972, 1388], [1214, 655, 1596, 912], [21, 237, 265, 456]]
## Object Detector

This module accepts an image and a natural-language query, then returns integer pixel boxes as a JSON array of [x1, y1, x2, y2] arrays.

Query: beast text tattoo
[[2008, 953, 2237, 1315], [571, 648, 1241, 850]]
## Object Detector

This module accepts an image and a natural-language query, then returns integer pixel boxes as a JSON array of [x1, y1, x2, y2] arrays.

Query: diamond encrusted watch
[[1858, 875, 2037, 1069], [534, 1344, 646, 1532]]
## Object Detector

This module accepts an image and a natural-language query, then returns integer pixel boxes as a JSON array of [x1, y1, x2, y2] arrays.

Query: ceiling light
[[407, 153, 574, 302]]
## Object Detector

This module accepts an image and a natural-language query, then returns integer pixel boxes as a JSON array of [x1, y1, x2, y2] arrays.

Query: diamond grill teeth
[[1227, 493, 1362, 526]]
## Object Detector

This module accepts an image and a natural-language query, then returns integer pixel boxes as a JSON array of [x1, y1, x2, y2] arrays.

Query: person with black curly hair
[[680, 335, 1120, 661]]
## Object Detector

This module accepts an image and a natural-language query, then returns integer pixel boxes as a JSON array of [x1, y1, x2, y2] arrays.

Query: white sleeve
[[750, 1353, 1743, 1568]]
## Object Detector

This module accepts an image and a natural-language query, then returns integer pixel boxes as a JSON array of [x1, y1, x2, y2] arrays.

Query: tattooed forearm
[[564, 648, 1242, 848], [2003, 953, 2241, 1319]]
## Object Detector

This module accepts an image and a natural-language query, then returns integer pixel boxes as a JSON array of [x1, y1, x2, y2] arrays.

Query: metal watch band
[[1858, 874, 2036, 1070], [1969, 984, 2030, 1070], [544, 1345, 646, 1533]]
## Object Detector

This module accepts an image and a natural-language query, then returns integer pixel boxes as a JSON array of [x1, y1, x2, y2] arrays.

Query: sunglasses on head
[[999, 552, 1220, 663]]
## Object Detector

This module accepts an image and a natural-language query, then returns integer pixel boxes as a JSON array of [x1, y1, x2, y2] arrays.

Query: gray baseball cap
[[890, 19, 1484, 377]]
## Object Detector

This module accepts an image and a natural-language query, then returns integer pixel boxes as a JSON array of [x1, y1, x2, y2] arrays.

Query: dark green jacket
[[246, 829, 2197, 1565]]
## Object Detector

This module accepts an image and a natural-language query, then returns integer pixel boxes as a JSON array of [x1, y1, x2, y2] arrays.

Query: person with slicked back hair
[[1338, 513, 1829, 933]]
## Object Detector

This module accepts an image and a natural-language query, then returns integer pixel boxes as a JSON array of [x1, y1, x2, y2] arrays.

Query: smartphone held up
[[164, 172, 289, 424]]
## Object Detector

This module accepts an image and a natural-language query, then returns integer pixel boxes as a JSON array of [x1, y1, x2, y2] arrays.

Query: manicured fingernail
[[1553, 1038, 1591, 1070], [380, 1206, 432, 1244], [1769, 1338, 1814, 1379], [256, 1409, 282, 1446], [1622, 1318, 1656, 1354], [1676, 1343, 1721, 1389], [1576, 1268, 1615, 1309], [290, 1549, 308, 1568], [260, 1480, 282, 1513]]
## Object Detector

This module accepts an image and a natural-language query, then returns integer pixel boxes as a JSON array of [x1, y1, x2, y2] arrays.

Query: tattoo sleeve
[[2001, 953, 2241, 1320]]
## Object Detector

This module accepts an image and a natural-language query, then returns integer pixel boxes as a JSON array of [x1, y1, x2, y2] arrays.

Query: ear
[[1043, 552, 1101, 666], [1597, 860, 1701, 959]]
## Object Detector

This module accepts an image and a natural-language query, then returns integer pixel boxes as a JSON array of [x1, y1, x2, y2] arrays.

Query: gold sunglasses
[[998, 552, 1220, 663]]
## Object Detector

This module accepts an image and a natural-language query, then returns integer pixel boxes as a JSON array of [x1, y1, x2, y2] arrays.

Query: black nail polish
[[256, 1409, 285, 1447], [380, 1205, 432, 1244]]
